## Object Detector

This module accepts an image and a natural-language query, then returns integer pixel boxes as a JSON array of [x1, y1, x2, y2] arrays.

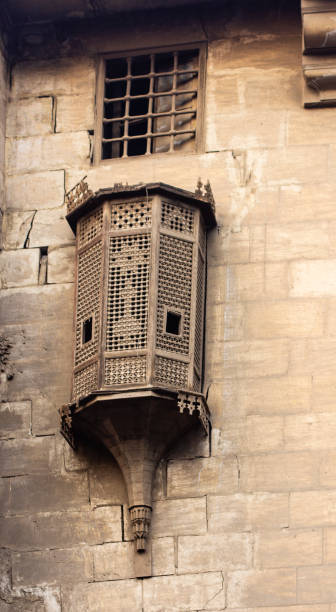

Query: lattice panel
[[154, 356, 188, 388], [73, 362, 98, 399], [111, 199, 152, 231], [199, 219, 206, 255], [105, 356, 147, 386], [106, 234, 150, 351], [193, 369, 201, 392], [78, 207, 103, 248], [75, 241, 102, 366], [156, 234, 193, 354], [194, 251, 205, 371], [161, 201, 194, 234]]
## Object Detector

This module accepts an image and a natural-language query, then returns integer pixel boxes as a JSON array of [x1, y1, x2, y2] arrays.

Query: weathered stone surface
[[284, 413, 336, 450], [143, 572, 225, 611], [12, 58, 96, 98], [227, 569, 296, 608], [237, 376, 311, 416], [240, 451, 319, 492], [265, 262, 289, 298], [0, 506, 121, 550], [290, 490, 336, 528], [0, 249, 39, 288], [0, 477, 10, 514], [209, 339, 289, 379], [290, 339, 336, 376], [255, 528, 322, 568], [6, 132, 90, 173], [56, 94, 94, 132], [178, 532, 251, 573], [319, 450, 336, 487], [167, 457, 238, 497], [12, 548, 93, 587], [280, 183, 336, 223], [47, 245, 75, 283], [267, 223, 336, 261], [93, 541, 135, 581], [0, 401, 31, 439], [297, 565, 336, 603], [0, 284, 73, 325], [6, 97, 53, 137], [226, 263, 264, 302], [207, 493, 289, 533], [0, 436, 55, 476], [151, 537, 175, 576], [6, 170, 65, 211], [289, 260, 336, 297], [151, 497, 206, 537], [62, 579, 142, 612], [88, 450, 128, 506], [10, 473, 89, 514], [212, 415, 283, 455], [245, 300, 324, 339], [208, 227, 250, 265], [207, 110, 286, 151], [263, 145, 328, 185], [3, 211, 37, 249], [28, 209, 75, 248]]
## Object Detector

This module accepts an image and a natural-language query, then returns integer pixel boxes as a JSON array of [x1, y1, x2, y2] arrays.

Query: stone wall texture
[[2, 2, 336, 610]]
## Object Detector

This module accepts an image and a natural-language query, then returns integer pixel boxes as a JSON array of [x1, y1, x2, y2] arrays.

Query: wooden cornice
[[302, 0, 336, 106]]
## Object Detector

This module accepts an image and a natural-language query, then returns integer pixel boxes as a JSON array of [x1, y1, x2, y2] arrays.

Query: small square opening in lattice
[[165, 311, 182, 336], [82, 317, 93, 344]]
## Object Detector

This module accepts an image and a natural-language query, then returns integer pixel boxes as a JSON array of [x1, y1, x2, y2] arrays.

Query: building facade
[[1, 0, 336, 609]]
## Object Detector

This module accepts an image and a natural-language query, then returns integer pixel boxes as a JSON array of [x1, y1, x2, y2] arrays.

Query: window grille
[[96, 46, 204, 160]]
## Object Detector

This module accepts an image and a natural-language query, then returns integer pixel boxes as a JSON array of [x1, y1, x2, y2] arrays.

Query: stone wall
[[2, 1, 336, 610]]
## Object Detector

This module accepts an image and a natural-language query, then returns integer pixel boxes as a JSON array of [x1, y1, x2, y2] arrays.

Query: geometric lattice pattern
[[161, 201, 194, 234], [156, 234, 193, 354], [111, 199, 152, 231], [75, 241, 102, 366], [73, 361, 98, 399], [106, 234, 151, 351], [193, 369, 201, 392], [78, 206, 103, 248], [154, 356, 188, 387], [105, 355, 147, 385], [194, 251, 205, 371]]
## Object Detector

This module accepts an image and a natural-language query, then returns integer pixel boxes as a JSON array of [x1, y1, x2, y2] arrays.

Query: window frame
[[94, 42, 207, 164]]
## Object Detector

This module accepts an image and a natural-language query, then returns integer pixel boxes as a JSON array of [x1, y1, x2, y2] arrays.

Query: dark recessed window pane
[[166, 311, 181, 335], [178, 49, 198, 70], [82, 317, 93, 344], [131, 78, 150, 96], [154, 75, 173, 93], [129, 118, 148, 137], [128, 138, 147, 156], [155, 52, 174, 73], [129, 97, 149, 117], [106, 58, 127, 79], [132, 55, 150, 76], [105, 80, 127, 99], [104, 100, 125, 119], [103, 120, 124, 140]]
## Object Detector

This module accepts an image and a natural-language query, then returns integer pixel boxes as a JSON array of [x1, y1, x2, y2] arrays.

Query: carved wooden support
[[302, 1, 336, 106]]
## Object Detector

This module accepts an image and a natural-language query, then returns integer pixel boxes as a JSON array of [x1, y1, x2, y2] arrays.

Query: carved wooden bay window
[[61, 179, 216, 576]]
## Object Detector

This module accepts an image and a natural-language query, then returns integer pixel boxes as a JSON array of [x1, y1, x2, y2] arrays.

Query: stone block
[[62, 579, 142, 612], [0, 506, 121, 551], [212, 415, 283, 455], [178, 532, 252, 573], [208, 226, 250, 266], [152, 537, 175, 576], [0, 249, 39, 288], [28, 209, 75, 248], [237, 376, 311, 416], [12, 548, 93, 587], [206, 301, 244, 342], [249, 225, 266, 262], [297, 565, 336, 603], [255, 528, 322, 568], [167, 457, 238, 497], [93, 541, 135, 581], [167, 425, 210, 459], [206, 109, 286, 152], [207, 493, 289, 533], [263, 145, 328, 185], [290, 490, 336, 527], [0, 401, 31, 439], [284, 413, 336, 450], [280, 183, 336, 223], [6, 170, 65, 211], [243, 68, 301, 109], [210, 339, 289, 379], [227, 568, 296, 608], [32, 395, 59, 435], [326, 298, 336, 336], [245, 300, 324, 339], [206, 265, 227, 304], [0, 436, 55, 476], [10, 473, 89, 514], [6, 97, 53, 137], [0, 477, 10, 514], [320, 450, 336, 487], [0, 284, 73, 325], [56, 94, 95, 132], [243, 187, 279, 226], [6, 132, 90, 174], [288, 108, 336, 145], [324, 528, 336, 564], [290, 339, 336, 376], [12, 58, 96, 98], [152, 497, 207, 537], [265, 262, 289, 298], [226, 263, 264, 302], [266, 222, 335, 261], [143, 572, 225, 611], [3, 211, 37, 249], [240, 451, 319, 492], [48, 246, 75, 283], [313, 374, 336, 412], [227, 607, 328, 612], [289, 259, 336, 297]]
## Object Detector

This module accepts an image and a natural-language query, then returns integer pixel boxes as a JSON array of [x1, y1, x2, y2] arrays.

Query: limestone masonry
[[1, 0, 336, 610]]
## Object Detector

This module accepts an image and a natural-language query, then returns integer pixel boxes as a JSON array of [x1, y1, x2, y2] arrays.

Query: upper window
[[95, 45, 205, 161]]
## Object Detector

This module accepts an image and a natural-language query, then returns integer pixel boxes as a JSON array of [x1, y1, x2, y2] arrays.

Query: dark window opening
[[82, 317, 93, 344], [166, 311, 181, 335]]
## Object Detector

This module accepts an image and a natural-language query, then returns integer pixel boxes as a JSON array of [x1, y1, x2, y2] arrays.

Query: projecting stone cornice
[[302, 0, 336, 106]]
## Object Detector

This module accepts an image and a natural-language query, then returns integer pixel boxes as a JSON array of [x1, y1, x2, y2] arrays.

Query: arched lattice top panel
[[111, 199, 152, 231], [161, 200, 194, 234], [106, 234, 151, 352]]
